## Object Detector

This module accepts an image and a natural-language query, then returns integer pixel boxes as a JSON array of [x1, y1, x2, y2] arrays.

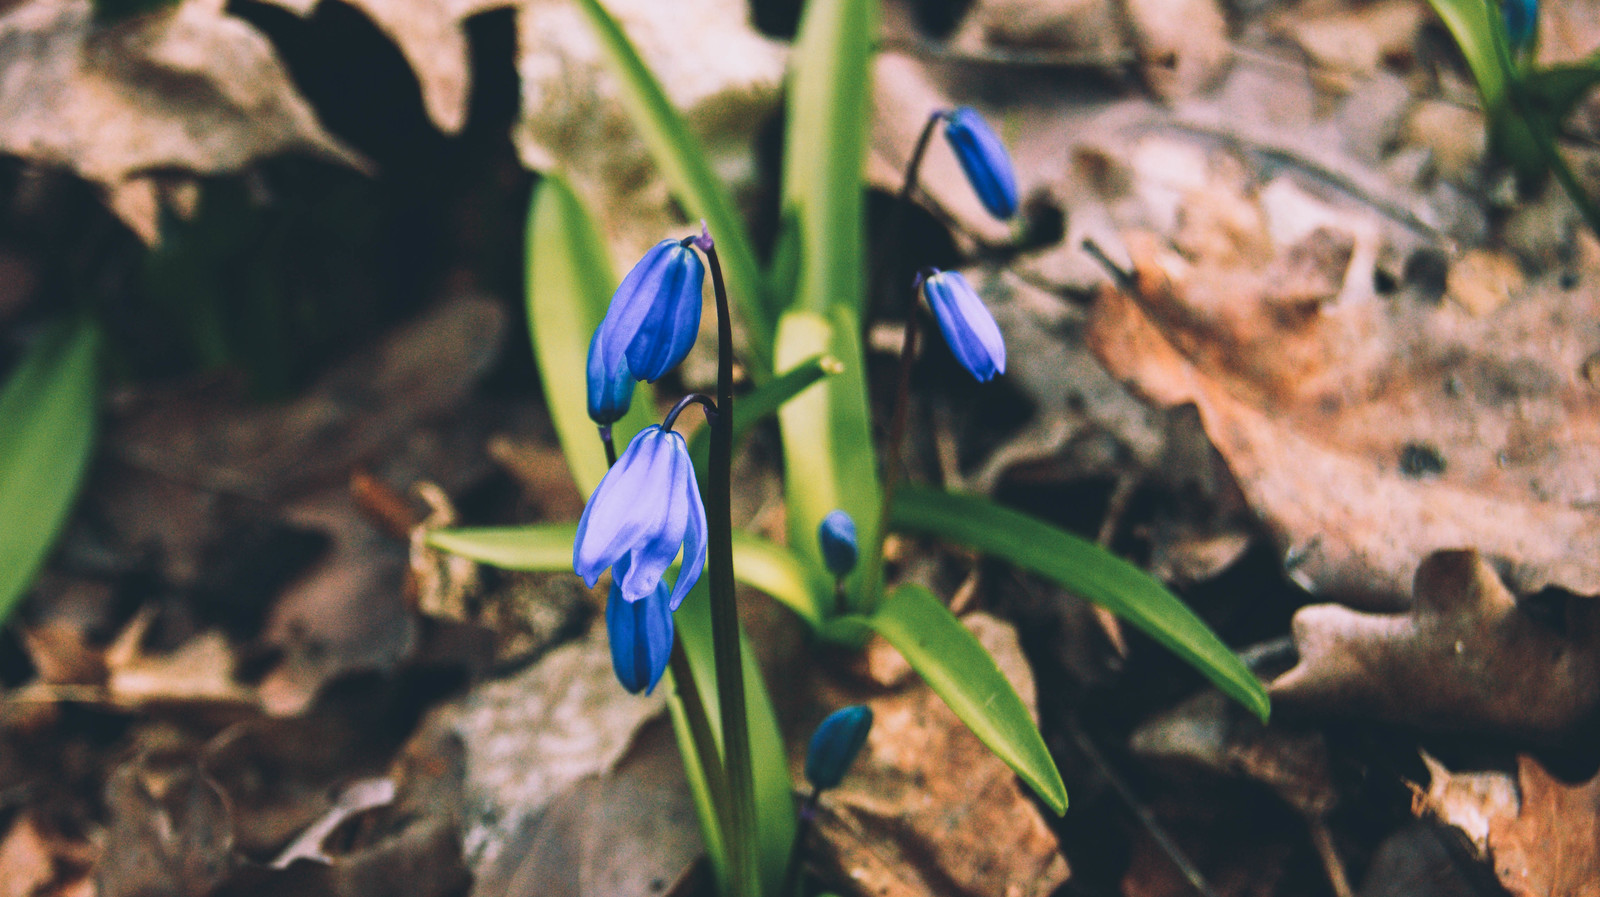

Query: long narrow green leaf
[[890, 485, 1271, 722], [672, 580, 795, 897], [427, 525, 824, 627], [526, 174, 657, 497], [569, 0, 772, 373], [0, 318, 99, 623], [687, 351, 839, 473], [775, 309, 882, 616], [863, 583, 1067, 813], [777, 0, 875, 316]]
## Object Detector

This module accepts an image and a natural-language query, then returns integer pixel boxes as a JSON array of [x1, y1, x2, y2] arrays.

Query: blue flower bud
[[574, 424, 707, 610], [586, 326, 635, 425], [606, 555, 674, 694], [920, 269, 1006, 382], [943, 107, 1018, 221], [805, 705, 873, 790], [593, 239, 706, 384], [1504, 0, 1537, 57], [817, 510, 858, 578]]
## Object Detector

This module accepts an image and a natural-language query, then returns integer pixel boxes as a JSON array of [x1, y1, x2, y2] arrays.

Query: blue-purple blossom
[[605, 555, 674, 694], [573, 424, 707, 609], [943, 107, 1018, 221], [817, 510, 858, 578], [921, 269, 1006, 382], [1504, 0, 1537, 57], [805, 705, 874, 790], [586, 326, 636, 425], [590, 239, 705, 386]]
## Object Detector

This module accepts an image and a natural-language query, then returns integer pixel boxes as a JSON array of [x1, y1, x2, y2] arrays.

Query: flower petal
[[617, 429, 692, 602], [606, 556, 675, 694], [573, 426, 677, 585], [593, 239, 682, 377], [625, 243, 704, 382], [944, 107, 1018, 221], [668, 446, 708, 611], [924, 270, 1006, 382], [586, 325, 635, 425]]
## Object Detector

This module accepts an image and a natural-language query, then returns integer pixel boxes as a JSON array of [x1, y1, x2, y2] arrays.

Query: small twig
[[1081, 238, 1138, 292], [1307, 817, 1355, 897], [1068, 719, 1221, 897]]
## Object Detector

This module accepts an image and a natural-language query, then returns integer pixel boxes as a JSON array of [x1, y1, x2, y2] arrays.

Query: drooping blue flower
[[605, 555, 674, 694], [1503, 0, 1538, 57], [586, 326, 635, 425], [943, 107, 1018, 221], [574, 424, 707, 609], [817, 510, 858, 578], [805, 705, 873, 790], [921, 269, 1006, 382], [592, 239, 705, 384]]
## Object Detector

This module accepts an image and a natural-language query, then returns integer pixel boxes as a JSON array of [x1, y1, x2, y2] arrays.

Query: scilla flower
[[574, 424, 707, 609], [1503, 0, 1537, 57], [606, 556, 674, 694], [920, 269, 1006, 382], [817, 510, 858, 578], [591, 239, 705, 386], [805, 705, 874, 790], [586, 327, 635, 425], [943, 107, 1018, 221]]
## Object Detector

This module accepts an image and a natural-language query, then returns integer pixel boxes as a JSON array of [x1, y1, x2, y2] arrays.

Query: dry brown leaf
[[1271, 550, 1600, 740], [95, 762, 235, 897], [0, 0, 365, 240], [0, 816, 55, 897], [513, 0, 786, 268], [1415, 754, 1600, 897], [1088, 228, 1600, 606], [262, 0, 511, 134], [804, 613, 1070, 897]]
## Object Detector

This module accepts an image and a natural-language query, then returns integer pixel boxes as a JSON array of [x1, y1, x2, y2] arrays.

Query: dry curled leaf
[[1415, 754, 1600, 897], [0, 0, 365, 240], [1271, 550, 1600, 741], [1088, 226, 1600, 606]]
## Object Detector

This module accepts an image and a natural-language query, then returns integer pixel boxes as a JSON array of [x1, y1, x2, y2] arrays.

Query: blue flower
[[592, 239, 705, 385], [606, 555, 675, 694], [921, 269, 1006, 382], [574, 424, 707, 609], [817, 510, 858, 578], [586, 326, 636, 425], [944, 107, 1018, 221], [805, 705, 873, 790], [1504, 0, 1537, 57]]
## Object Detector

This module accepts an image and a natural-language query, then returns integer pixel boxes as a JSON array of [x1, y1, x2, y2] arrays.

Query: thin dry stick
[[1068, 719, 1222, 897], [1307, 817, 1355, 897]]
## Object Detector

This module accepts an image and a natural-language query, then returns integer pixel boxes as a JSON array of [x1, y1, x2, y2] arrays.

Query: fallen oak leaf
[[1270, 550, 1600, 742], [0, 0, 367, 240]]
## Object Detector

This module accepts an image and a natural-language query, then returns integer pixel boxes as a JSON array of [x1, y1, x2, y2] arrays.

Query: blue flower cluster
[[579, 240, 710, 693]]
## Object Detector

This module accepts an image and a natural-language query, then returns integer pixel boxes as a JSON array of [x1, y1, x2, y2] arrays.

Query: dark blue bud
[[605, 555, 674, 694], [921, 269, 1006, 382], [805, 705, 873, 790], [586, 326, 635, 425], [1503, 0, 1537, 57], [943, 107, 1018, 220], [817, 510, 858, 578], [592, 239, 706, 384]]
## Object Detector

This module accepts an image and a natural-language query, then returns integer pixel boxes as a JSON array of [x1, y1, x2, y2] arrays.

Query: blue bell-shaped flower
[[574, 424, 707, 609], [805, 705, 874, 790], [817, 510, 858, 578], [1504, 0, 1537, 57], [586, 326, 636, 425], [921, 269, 1006, 382], [605, 555, 675, 694], [592, 239, 705, 384], [943, 107, 1018, 221]]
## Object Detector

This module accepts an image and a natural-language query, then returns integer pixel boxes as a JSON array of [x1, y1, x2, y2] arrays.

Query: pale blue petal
[[668, 448, 708, 611], [618, 429, 692, 602], [925, 270, 1006, 382], [573, 426, 676, 585], [626, 244, 704, 382]]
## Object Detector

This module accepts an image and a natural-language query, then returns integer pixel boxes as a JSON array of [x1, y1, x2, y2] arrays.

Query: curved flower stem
[[662, 393, 719, 433], [878, 112, 945, 563], [700, 232, 757, 897]]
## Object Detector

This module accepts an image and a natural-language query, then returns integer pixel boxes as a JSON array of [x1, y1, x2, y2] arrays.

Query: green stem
[[702, 235, 757, 896], [667, 639, 734, 871]]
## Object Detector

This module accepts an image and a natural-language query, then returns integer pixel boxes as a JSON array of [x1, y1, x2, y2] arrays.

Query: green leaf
[[862, 583, 1067, 814], [775, 309, 883, 617], [671, 581, 795, 897], [426, 525, 825, 627], [687, 351, 840, 473], [889, 485, 1271, 722], [777, 0, 875, 315], [1424, 0, 1506, 113], [0, 318, 100, 624], [525, 174, 657, 497], [569, 0, 773, 374], [1524, 60, 1600, 124]]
